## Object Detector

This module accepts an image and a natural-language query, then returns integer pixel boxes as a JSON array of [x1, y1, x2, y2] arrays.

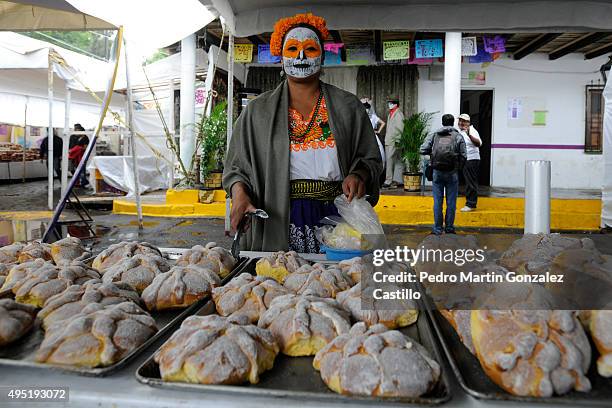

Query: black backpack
[[431, 132, 457, 171]]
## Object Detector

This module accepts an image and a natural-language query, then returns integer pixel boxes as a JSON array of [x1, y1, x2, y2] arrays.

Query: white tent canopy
[[0, 32, 125, 128], [208, 0, 612, 36], [0, 0, 116, 31]]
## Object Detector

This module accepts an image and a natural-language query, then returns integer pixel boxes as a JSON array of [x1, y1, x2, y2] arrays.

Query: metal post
[[168, 80, 175, 190], [22, 102, 28, 183], [180, 33, 197, 174], [124, 39, 144, 230], [61, 85, 71, 194], [443, 32, 462, 118], [47, 51, 54, 210], [524, 160, 551, 234], [225, 32, 234, 233]]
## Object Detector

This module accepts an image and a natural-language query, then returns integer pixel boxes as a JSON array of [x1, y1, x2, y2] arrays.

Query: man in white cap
[[457, 113, 482, 212]]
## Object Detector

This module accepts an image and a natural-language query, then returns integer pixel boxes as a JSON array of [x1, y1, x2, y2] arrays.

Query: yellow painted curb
[[113, 194, 602, 231], [0, 211, 54, 220]]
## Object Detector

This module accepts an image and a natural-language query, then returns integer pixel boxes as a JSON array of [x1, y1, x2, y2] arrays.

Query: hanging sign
[[468, 46, 493, 63], [346, 46, 372, 65], [461, 37, 478, 56], [483, 35, 506, 54], [234, 43, 253, 63], [415, 39, 443, 59], [383, 40, 410, 61], [323, 42, 343, 66], [324, 42, 344, 54], [257, 44, 281, 63]]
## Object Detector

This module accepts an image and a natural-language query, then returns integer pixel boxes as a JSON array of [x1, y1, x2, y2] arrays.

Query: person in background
[[361, 97, 386, 186], [39, 129, 63, 179], [68, 138, 89, 187], [457, 113, 482, 212], [420, 114, 467, 235], [69, 123, 85, 149], [384, 96, 405, 188]]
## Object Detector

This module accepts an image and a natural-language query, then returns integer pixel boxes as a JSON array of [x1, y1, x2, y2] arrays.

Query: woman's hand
[[342, 173, 366, 203], [230, 182, 256, 233]]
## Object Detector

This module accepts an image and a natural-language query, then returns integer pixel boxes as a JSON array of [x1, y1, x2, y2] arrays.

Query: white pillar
[[443, 32, 462, 119], [168, 81, 176, 189], [179, 34, 196, 174], [524, 160, 551, 234], [61, 86, 71, 194], [47, 52, 54, 210], [225, 32, 234, 232]]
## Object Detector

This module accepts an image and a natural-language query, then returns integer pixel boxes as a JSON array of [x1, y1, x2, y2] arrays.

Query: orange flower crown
[[269, 13, 329, 56]]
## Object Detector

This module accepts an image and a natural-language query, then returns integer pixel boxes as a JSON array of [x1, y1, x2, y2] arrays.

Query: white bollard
[[524, 160, 551, 234]]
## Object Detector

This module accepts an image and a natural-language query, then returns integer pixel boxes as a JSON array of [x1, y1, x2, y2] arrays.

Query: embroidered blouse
[[288, 97, 342, 181]]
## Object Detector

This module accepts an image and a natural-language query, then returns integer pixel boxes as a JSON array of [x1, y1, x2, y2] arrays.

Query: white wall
[[418, 53, 608, 189]]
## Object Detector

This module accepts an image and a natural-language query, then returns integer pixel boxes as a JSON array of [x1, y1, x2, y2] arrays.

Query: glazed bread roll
[[101, 254, 170, 294], [141, 265, 221, 311], [39, 280, 140, 329], [471, 308, 592, 397], [0, 259, 53, 295], [10, 261, 100, 307], [498, 234, 593, 275], [336, 282, 419, 329], [17, 241, 52, 263], [0, 242, 25, 264], [258, 293, 351, 356], [313, 322, 440, 397], [580, 308, 612, 377], [50, 237, 91, 266], [212, 272, 289, 323], [283, 263, 354, 298], [255, 251, 309, 283], [440, 309, 475, 354], [154, 314, 279, 384], [175, 243, 236, 278], [92, 241, 163, 272], [36, 302, 157, 367], [338, 255, 372, 283], [0, 299, 38, 346]]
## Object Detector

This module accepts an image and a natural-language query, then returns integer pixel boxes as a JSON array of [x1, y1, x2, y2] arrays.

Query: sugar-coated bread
[[581, 309, 612, 377], [50, 237, 91, 266], [313, 322, 440, 397], [101, 254, 170, 294], [212, 273, 289, 323], [92, 241, 162, 272], [337, 256, 371, 283], [471, 308, 592, 397], [255, 251, 309, 283], [258, 293, 351, 356], [175, 243, 236, 278], [17, 241, 52, 263], [0, 242, 25, 264], [0, 299, 37, 346], [10, 261, 100, 307], [39, 280, 140, 329], [36, 302, 157, 367], [0, 259, 53, 296], [337, 282, 419, 329], [154, 314, 278, 384], [141, 265, 221, 311], [283, 263, 354, 298]]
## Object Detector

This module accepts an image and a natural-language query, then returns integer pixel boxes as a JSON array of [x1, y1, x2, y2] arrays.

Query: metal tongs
[[231, 209, 269, 259]]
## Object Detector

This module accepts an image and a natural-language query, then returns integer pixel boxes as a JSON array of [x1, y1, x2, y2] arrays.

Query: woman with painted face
[[223, 13, 382, 252]]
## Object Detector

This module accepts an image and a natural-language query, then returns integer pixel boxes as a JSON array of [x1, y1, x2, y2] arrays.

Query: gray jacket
[[223, 80, 383, 251], [420, 126, 467, 171]]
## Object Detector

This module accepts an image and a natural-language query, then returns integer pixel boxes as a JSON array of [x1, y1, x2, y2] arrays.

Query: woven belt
[[290, 179, 343, 200]]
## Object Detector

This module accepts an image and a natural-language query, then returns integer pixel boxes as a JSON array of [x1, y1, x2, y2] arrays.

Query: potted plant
[[395, 111, 434, 192], [198, 101, 227, 189]]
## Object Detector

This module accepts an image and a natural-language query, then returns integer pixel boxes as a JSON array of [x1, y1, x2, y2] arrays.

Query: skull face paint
[[282, 27, 322, 79]]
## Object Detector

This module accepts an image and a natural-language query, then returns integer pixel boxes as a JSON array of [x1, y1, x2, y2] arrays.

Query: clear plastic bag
[[315, 195, 385, 250]]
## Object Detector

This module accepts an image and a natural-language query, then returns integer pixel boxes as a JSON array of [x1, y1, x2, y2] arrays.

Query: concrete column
[[524, 160, 551, 234], [443, 32, 462, 119], [179, 33, 197, 174], [47, 52, 54, 210]]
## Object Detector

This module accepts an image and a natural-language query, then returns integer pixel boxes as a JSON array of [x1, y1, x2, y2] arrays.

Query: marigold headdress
[[269, 13, 329, 56]]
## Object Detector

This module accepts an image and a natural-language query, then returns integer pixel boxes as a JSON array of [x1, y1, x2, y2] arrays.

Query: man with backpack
[[420, 114, 467, 235]]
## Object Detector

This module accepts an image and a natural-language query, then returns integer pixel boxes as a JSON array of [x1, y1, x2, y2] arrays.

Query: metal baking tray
[[0, 256, 249, 377], [135, 259, 452, 405], [422, 295, 612, 406]]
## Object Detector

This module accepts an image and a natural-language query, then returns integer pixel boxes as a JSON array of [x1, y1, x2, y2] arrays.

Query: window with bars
[[585, 85, 604, 153]]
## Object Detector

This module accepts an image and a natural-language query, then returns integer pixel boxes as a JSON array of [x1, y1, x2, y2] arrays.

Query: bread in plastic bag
[[315, 195, 385, 250]]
